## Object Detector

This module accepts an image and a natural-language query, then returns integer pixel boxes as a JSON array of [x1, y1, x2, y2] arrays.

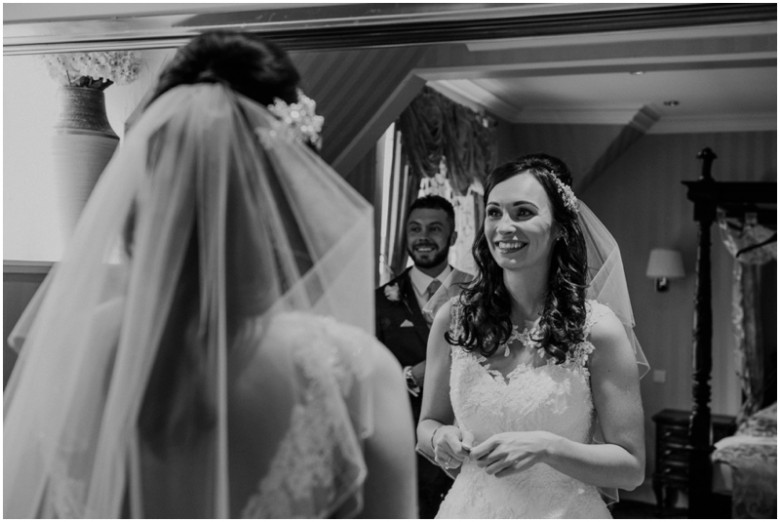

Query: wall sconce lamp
[[646, 248, 685, 292]]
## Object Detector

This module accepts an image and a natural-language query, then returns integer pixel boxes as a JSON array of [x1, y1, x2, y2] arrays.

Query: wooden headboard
[[682, 147, 776, 517]]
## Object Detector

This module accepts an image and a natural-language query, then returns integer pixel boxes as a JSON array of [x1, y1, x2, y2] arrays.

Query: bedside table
[[651, 409, 736, 515]]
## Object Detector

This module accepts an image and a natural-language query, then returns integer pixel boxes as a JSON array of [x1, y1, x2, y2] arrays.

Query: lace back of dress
[[239, 314, 371, 518]]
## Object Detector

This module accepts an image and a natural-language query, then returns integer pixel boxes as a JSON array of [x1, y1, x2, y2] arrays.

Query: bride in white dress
[[418, 154, 649, 518], [4, 32, 416, 518]]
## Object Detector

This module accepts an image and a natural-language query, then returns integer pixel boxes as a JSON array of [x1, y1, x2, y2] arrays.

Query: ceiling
[[426, 21, 777, 133]]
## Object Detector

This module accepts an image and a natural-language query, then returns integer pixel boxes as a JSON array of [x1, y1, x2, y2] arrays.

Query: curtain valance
[[397, 86, 496, 195]]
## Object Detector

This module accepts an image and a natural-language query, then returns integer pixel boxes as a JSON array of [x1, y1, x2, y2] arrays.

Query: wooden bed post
[[684, 147, 717, 518], [682, 148, 776, 518]]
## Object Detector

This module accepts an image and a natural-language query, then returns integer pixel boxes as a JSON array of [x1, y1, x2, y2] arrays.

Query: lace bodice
[[448, 301, 599, 444], [240, 312, 372, 518], [437, 300, 612, 519]]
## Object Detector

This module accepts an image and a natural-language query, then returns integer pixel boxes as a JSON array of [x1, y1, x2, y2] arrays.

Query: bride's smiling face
[[484, 172, 556, 271]]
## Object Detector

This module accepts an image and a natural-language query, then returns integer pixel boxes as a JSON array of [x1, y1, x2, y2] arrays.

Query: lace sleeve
[[447, 296, 464, 340], [240, 313, 370, 519], [562, 300, 600, 377], [572, 300, 626, 373], [317, 314, 375, 440]]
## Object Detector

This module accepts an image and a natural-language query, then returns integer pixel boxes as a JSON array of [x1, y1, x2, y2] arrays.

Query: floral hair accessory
[[550, 175, 578, 212], [267, 89, 324, 150]]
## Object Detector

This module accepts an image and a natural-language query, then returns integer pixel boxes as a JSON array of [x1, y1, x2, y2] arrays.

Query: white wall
[[4, 55, 61, 260], [3, 49, 173, 261]]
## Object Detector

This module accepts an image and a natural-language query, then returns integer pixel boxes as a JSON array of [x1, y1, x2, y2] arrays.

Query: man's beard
[[408, 243, 450, 269]]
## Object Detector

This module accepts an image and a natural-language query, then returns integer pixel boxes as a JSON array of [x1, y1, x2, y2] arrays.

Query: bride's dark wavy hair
[[446, 153, 589, 362], [136, 31, 302, 456]]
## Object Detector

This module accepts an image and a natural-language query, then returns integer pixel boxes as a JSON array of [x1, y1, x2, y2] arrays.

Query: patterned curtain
[[379, 86, 496, 282], [397, 86, 496, 196], [718, 210, 777, 425]]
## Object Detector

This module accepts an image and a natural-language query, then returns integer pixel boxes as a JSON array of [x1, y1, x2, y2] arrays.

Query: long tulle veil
[[579, 201, 649, 378], [578, 200, 649, 506], [4, 84, 375, 517]]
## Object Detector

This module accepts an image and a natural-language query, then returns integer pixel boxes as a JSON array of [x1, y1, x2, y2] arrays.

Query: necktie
[[425, 279, 442, 301]]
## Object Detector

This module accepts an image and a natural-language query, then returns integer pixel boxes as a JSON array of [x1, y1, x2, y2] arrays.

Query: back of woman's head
[[149, 30, 300, 108], [138, 31, 301, 456]]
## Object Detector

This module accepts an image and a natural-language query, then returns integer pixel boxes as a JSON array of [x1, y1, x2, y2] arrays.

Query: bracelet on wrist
[[430, 425, 443, 453]]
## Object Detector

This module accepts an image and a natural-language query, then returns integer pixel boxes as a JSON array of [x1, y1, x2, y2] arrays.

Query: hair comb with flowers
[[267, 89, 325, 151], [550, 175, 579, 212]]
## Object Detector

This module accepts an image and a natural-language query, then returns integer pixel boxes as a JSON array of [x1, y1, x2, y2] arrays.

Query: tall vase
[[51, 86, 119, 238]]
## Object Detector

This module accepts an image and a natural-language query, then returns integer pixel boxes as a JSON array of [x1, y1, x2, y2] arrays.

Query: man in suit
[[375, 195, 472, 518]]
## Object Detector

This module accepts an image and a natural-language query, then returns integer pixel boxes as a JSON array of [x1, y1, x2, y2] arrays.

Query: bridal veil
[[577, 199, 649, 506], [4, 84, 375, 517], [578, 201, 649, 378]]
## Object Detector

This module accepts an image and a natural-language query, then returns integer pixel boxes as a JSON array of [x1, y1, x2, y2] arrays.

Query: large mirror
[[3, 5, 777, 510], [4, 3, 775, 259]]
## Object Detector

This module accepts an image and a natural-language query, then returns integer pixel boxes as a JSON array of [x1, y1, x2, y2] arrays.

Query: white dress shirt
[[409, 265, 452, 312]]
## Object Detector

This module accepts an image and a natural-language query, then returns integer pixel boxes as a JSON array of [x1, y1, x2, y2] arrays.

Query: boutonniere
[[384, 283, 401, 302]]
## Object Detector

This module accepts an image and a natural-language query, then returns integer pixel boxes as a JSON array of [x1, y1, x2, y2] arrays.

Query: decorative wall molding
[[475, 105, 775, 134], [467, 20, 778, 51], [630, 106, 662, 133], [649, 114, 777, 134], [3, 260, 53, 275], [517, 106, 645, 126], [428, 80, 519, 120]]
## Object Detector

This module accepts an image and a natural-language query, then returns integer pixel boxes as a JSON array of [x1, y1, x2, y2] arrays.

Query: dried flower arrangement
[[42, 51, 142, 91]]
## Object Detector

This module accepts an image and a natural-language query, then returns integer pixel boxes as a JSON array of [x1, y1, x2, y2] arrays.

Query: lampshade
[[646, 248, 685, 279]]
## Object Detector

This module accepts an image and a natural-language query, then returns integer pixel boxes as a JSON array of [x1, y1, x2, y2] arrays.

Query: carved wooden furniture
[[682, 148, 776, 518], [652, 408, 736, 516]]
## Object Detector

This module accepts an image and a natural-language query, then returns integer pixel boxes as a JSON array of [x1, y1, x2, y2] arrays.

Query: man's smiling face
[[406, 207, 455, 270]]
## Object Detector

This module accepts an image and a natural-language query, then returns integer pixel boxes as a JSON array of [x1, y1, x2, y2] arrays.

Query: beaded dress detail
[[436, 299, 612, 519]]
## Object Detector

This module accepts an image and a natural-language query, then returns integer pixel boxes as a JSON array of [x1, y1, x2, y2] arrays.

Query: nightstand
[[651, 409, 736, 516]]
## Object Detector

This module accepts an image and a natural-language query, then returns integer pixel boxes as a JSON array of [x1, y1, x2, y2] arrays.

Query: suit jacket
[[376, 267, 429, 371], [375, 266, 472, 420]]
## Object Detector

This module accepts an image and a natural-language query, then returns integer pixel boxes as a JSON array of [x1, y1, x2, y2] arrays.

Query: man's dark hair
[[407, 194, 455, 226]]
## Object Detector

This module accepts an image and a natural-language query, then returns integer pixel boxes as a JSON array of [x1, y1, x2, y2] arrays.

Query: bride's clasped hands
[[431, 425, 473, 470], [466, 430, 562, 478], [433, 426, 563, 478]]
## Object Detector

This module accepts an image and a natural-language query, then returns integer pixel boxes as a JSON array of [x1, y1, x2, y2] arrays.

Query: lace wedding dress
[[230, 312, 376, 518], [27, 309, 374, 518], [139, 311, 376, 519], [436, 300, 612, 519]]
